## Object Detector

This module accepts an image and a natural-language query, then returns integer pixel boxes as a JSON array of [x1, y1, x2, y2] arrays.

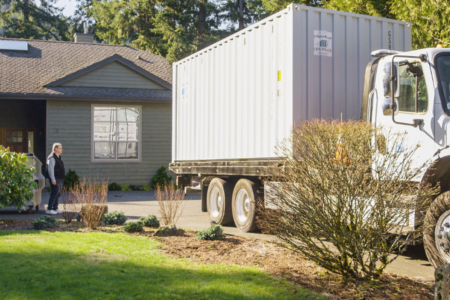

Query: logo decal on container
[[314, 30, 332, 57]]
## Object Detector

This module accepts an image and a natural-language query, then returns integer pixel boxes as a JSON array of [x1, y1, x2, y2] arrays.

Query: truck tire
[[207, 178, 233, 225], [424, 191, 450, 268], [232, 179, 259, 232]]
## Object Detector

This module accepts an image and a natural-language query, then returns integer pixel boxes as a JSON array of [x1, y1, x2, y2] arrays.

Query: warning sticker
[[314, 30, 332, 57], [181, 80, 189, 102]]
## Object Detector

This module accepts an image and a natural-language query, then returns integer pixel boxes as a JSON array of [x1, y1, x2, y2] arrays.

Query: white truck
[[169, 4, 450, 267]]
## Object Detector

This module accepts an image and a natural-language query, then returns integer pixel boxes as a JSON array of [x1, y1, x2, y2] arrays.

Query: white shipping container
[[172, 4, 411, 162]]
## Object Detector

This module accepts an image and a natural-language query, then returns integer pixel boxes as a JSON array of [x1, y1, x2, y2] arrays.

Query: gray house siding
[[46, 100, 171, 185], [61, 62, 166, 90]]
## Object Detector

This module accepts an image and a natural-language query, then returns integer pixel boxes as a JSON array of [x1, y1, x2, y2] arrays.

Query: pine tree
[[89, 0, 165, 55], [89, 0, 223, 63], [220, 0, 268, 31], [0, 0, 70, 40]]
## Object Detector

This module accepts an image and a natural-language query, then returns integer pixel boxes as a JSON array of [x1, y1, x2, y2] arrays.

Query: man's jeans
[[48, 179, 63, 211]]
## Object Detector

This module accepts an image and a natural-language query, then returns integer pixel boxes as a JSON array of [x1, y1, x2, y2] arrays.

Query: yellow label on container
[[278, 70, 281, 81]]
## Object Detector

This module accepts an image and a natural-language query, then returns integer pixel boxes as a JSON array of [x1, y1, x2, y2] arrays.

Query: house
[[0, 34, 173, 185]]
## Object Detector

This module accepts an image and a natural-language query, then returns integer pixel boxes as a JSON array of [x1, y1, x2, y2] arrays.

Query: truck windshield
[[436, 55, 450, 111]]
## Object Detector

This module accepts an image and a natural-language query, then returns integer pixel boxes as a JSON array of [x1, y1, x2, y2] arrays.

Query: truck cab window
[[397, 62, 427, 113], [436, 55, 450, 112]]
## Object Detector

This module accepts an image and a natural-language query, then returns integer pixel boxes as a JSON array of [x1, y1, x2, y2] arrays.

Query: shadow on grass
[[0, 231, 323, 300]]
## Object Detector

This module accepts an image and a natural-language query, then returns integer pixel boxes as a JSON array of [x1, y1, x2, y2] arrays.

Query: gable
[[61, 61, 166, 90]]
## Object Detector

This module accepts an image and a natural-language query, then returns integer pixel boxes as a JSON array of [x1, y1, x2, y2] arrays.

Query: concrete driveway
[[0, 190, 435, 283]]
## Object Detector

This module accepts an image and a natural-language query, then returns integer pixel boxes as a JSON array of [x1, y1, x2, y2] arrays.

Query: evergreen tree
[[0, 0, 71, 40], [89, 0, 164, 55], [220, 0, 268, 31]]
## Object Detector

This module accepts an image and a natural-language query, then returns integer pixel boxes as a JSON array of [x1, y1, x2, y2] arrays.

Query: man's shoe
[[46, 210, 57, 215], [55, 209, 63, 214]]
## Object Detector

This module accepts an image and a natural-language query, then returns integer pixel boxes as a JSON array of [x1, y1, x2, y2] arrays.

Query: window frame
[[396, 60, 428, 115], [91, 104, 142, 163], [434, 52, 450, 116]]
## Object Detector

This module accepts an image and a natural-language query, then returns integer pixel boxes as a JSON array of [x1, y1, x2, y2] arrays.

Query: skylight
[[0, 40, 28, 51]]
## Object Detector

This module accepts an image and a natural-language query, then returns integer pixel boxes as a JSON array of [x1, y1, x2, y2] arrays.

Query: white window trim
[[91, 104, 143, 163]]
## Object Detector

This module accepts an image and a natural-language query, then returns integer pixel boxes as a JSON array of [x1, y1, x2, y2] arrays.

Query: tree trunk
[[198, 0, 207, 36], [239, 0, 244, 30], [23, 0, 30, 23]]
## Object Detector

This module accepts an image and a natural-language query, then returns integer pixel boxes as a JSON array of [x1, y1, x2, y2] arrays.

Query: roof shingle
[[0, 38, 172, 101]]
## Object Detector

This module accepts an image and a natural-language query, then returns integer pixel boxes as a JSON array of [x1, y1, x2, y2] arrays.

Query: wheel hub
[[236, 189, 250, 223], [435, 210, 450, 263], [209, 187, 221, 219], [244, 198, 250, 212]]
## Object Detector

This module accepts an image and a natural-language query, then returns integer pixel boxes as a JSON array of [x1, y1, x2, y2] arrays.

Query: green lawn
[[0, 231, 324, 300]]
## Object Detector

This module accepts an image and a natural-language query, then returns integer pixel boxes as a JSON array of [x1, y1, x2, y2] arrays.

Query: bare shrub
[[155, 183, 185, 226], [61, 187, 78, 223], [71, 178, 108, 230], [258, 120, 436, 280]]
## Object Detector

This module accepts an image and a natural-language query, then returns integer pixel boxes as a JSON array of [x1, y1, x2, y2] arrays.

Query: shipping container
[[172, 4, 411, 162]]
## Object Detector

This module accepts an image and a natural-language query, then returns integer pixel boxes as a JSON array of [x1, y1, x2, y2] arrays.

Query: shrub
[[108, 182, 121, 191], [63, 169, 79, 190], [120, 184, 131, 191], [258, 120, 435, 280], [104, 211, 128, 225], [124, 221, 143, 233], [33, 216, 57, 230], [155, 183, 185, 226], [197, 225, 224, 241], [151, 166, 172, 189], [139, 215, 160, 227], [129, 185, 137, 191], [0, 146, 37, 211], [142, 184, 152, 191], [154, 225, 185, 237], [61, 185, 79, 224], [73, 178, 108, 230]]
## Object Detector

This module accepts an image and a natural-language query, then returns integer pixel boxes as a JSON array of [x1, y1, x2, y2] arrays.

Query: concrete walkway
[[0, 190, 435, 283]]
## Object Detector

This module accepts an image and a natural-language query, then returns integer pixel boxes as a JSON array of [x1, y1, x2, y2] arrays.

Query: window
[[92, 105, 141, 161], [436, 54, 450, 113], [397, 62, 428, 113]]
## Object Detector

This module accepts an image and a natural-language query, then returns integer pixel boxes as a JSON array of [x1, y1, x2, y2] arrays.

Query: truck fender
[[421, 155, 450, 196]]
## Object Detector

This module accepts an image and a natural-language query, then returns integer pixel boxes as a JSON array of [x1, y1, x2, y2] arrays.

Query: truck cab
[[363, 48, 450, 267]]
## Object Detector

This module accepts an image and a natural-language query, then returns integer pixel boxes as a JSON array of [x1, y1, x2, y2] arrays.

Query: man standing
[[46, 143, 65, 215]]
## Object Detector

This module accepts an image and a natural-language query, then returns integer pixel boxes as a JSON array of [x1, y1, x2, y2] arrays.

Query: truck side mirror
[[383, 98, 398, 116]]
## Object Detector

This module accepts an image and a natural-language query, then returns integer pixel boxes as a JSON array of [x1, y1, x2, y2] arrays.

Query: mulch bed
[[1, 219, 434, 299], [155, 232, 434, 300]]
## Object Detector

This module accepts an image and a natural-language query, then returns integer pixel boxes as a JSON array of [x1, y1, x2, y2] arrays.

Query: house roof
[[0, 38, 172, 102]]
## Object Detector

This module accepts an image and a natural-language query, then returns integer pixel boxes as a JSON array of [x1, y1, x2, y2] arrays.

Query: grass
[[0, 231, 324, 300]]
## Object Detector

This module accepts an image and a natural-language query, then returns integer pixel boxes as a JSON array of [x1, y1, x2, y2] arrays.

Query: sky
[[56, 0, 78, 17]]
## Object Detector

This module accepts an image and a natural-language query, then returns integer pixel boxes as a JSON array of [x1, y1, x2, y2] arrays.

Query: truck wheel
[[424, 191, 450, 268], [207, 178, 233, 225], [232, 179, 259, 232]]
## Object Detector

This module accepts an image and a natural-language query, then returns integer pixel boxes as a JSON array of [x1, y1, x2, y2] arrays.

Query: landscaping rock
[[435, 264, 450, 300], [153, 225, 185, 237]]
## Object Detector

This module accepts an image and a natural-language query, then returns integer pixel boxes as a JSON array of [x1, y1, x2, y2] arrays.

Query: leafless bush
[[155, 183, 185, 226], [71, 178, 108, 230], [257, 120, 436, 280], [61, 187, 78, 223]]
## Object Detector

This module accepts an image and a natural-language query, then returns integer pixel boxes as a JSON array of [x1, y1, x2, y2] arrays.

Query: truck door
[[375, 58, 435, 173]]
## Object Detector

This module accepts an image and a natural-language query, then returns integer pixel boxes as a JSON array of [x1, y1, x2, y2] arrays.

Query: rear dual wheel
[[232, 179, 260, 232], [207, 178, 233, 225]]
